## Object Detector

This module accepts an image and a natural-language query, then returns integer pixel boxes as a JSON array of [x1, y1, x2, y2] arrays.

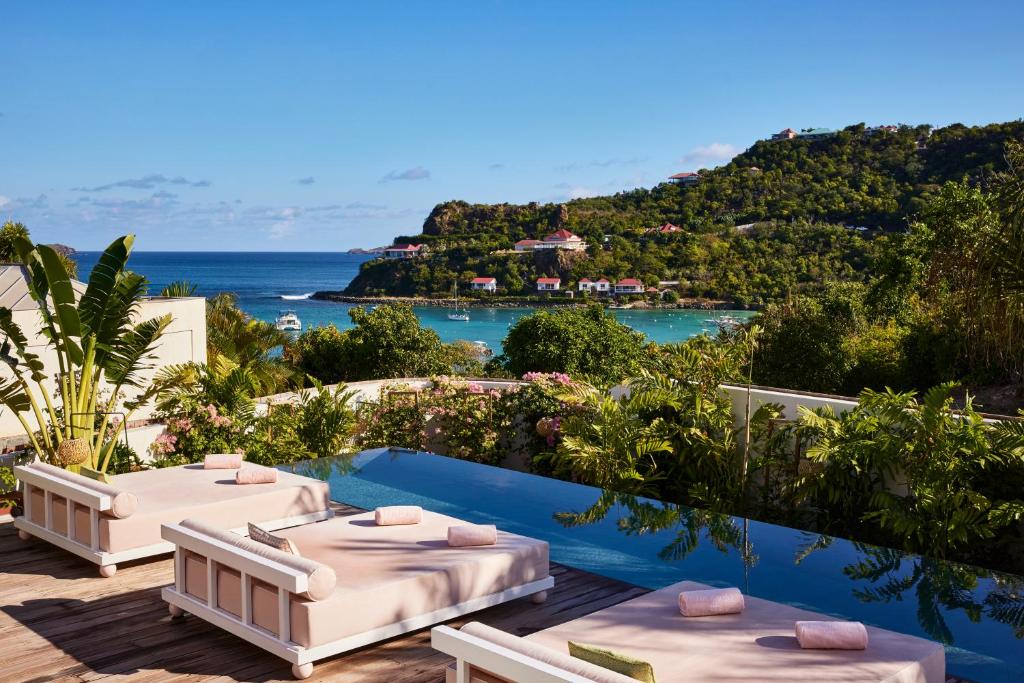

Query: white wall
[[0, 296, 207, 439]]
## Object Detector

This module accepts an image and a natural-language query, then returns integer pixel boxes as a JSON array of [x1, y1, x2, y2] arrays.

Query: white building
[[383, 244, 423, 259], [614, 278, 645, 294], [534, 230, 586, 251], [0, 264, 207, 441], [578, 278, 611, 294], [470, 277, 497, 292], [536, 277, 561, 292], [514, 239, 542, 252]]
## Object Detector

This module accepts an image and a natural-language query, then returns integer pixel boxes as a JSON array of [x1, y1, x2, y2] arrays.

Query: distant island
[[341, 119, 1024, 307], [345, 246, 386, 255]]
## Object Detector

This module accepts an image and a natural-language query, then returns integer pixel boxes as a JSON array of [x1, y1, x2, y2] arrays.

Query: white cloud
[[0, 195, 9, 208], [678, 142, 740, 168]]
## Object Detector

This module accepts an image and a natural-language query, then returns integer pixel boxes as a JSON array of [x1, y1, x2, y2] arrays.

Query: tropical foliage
[[496, 305, 651, 384], [205, 292, 295, 393], [0, 235, 170, 473]]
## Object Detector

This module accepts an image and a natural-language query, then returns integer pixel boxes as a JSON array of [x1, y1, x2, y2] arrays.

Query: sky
[[2, 1, 1023, 252]]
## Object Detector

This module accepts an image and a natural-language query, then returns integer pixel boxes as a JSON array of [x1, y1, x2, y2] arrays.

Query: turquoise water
[[287, 449, 1024, 682], [71, 251, 752, 351]]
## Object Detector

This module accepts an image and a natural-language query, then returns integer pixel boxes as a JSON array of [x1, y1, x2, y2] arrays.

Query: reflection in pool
[[285, 448, 1024, 681]]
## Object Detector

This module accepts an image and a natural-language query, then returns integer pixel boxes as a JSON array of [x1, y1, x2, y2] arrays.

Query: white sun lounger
[[432, 580, 946, 683], [13, 461, 332, 576], [160, 509, 553, 679]]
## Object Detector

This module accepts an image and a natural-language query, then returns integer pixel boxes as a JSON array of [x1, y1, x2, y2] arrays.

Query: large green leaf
[[0, 376, 31, 413], [103, 314, 171, 388], [91, 271, 147, 369], [0, 308, 47, 381], [35, 244, 84, 365], [78, 235, 135, 338]]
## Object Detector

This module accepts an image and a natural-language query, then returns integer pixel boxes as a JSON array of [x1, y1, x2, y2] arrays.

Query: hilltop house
[[798, 128, 836, 140], [535, 229, 586, 251], [771, 128, 798, 141], [470, 277, 497, 292], [647, 223, 681, 234], [383, 244, 423, 259], [514, 239, 542, 252], [614, 278, 645, 295], [536, 277, 561, 292], [668, 172, 700, 187]]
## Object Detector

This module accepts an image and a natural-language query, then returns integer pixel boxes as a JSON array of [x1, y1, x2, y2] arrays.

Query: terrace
[[3, 442, 1017, 681]]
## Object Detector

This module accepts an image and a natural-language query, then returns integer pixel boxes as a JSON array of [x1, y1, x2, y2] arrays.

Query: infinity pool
[[285, 448, 1024, 681]]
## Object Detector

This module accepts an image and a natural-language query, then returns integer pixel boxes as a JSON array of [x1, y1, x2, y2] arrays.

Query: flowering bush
[[150, 402, 249, 466], [353, 374, 585, 470]]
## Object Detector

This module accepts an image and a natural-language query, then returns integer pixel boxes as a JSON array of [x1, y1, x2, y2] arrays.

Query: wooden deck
[[0, 504, 648, 682]]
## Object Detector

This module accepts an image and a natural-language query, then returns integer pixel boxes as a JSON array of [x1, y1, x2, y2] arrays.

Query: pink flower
[[205, 404, 219, 419], [467, 382, 484, 394], [151, 431, 178, 455]]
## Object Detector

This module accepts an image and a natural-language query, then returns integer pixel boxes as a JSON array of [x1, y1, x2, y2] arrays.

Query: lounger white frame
[[160, 521, 555, 679], [432, 625, 597, 683], [13, 465, 333, 576]]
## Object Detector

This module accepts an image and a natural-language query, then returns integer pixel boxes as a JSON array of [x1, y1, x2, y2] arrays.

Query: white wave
[[280, 292, 314, 300]]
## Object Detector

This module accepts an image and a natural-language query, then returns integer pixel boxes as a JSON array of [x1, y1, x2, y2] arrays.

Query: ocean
[[71, 251, 753, 352]]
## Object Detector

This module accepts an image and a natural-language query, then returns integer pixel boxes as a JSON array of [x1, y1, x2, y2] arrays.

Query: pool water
[[285, 448, 1024, 682]]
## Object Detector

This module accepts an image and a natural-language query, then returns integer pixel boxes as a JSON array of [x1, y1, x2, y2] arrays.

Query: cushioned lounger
[[433, 580, 946, 683], [14, 461, 332, 576], [160, 509, 553, 679]]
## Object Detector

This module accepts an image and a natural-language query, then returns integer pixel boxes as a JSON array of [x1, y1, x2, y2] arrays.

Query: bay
[[71, 251, 753, 352]]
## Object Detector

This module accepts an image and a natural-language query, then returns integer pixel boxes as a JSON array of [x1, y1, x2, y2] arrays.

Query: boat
[[275, 310, 302, 331], [703, 314, 742, 330], [447, 283, 470, 321]]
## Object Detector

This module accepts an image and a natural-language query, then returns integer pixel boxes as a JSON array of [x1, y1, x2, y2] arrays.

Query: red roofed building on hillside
[[470, 277, 497, 292], [668, 172, 701, 187], [648, 223, 681, 234], [536, 229, 586, 251], [614, 278, 645, 294], [383, 244, 424, 259], [579, 277, 612, 294], [772, 128, 798, 141], [514, 239, 542, 252], [536, 277, 561, 292]]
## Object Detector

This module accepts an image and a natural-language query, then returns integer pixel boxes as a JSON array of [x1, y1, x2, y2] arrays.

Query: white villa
[[578, 278, 611, 294], [383, 244, 424, 259], [470, 277, 497, 292], [514, 239, 542, 252], [614, 278, 645, 294], [534, 229, 586, 252], [536, 277, 561, 292]]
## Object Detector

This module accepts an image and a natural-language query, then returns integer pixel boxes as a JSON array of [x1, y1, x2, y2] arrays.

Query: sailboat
[[448, 283, 470, 321]]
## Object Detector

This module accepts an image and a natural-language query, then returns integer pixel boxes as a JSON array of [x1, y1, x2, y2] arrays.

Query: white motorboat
[[275, 310, 302, 331]]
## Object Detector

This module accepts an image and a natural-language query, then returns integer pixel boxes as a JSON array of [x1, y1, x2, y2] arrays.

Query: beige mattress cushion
[[99, 463, 330, 552], [525, 580, 945, 683], [275, 511, 549, 648]]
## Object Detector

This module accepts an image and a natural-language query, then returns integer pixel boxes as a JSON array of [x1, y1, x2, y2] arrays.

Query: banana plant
[[0, 235, 171, 472]]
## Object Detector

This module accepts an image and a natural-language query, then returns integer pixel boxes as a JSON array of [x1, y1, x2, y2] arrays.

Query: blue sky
[[2, 1, 1023, 251]]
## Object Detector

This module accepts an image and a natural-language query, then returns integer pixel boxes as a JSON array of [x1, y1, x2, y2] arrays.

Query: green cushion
[[568, 641, 657, 683]]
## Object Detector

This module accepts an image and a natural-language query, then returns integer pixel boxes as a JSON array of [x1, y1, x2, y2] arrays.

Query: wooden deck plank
[[0, 503, 648, 683]]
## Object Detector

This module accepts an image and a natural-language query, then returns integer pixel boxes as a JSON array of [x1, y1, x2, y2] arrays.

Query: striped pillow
[[568, 641, 656, 682], [247, 523, 300, 556]]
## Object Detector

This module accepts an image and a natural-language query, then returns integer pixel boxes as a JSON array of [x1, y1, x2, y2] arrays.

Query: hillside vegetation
[[346, 120, 1024, 304]]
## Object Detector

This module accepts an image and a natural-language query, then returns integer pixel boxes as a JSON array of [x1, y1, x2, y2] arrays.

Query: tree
[[0, 235, 170, 472], [287, 304, 455, 382], [206, 293, 295, 393], [1, 220, 78, 278], [497, 305, 648, 384]]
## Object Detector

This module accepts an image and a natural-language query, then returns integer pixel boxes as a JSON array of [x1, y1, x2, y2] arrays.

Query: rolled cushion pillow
[[678, 587, 744, 617], [180, 519, 335, 600], [568, 641, 657, 683], [796, 621, 869, 650], [235, 465, 278, 484], [447, 523, 497, 547], [29, 462, 138, 518], [204, 453, 242, 469], [375, 505, 422, 526]]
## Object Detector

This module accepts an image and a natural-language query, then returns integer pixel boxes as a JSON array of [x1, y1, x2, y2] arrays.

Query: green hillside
[[345, 120, 1024, 305]]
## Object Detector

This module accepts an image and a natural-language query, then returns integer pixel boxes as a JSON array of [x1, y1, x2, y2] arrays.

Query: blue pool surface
[[284, 449, 1024, 682]]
